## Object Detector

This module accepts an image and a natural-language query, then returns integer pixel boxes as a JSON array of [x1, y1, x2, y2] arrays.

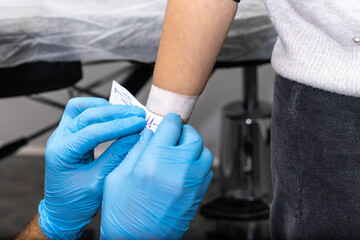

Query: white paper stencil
[[109, 81, 163, 132]]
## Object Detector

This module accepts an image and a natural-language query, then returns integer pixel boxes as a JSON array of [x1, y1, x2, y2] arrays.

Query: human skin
[[152, 0, 238, 96], [15, 213, 49, 240]]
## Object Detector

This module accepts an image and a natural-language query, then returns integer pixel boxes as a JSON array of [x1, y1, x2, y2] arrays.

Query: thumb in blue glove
[[100, 113, 213, 240], [38, 97, 146, 240]]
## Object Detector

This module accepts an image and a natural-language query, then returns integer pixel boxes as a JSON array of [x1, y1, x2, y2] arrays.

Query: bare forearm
[[153, 0, 238, 95], [15, 213, 49, 240]]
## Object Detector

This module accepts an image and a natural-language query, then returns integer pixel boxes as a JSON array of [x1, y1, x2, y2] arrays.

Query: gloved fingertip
[[106, 134, 140, 156], [140, 128, 154, 141], [149, 113, 182, 146], [125, 105, 146, 117], [164, 113, 182, 123], [178, 125, 203, 155], [132, 117, 147, 128], [122, 133, 141, 144], [180, 125, 200, 142]]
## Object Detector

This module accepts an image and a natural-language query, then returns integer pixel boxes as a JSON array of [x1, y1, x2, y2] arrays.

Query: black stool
[[200, 60, 273, 240]]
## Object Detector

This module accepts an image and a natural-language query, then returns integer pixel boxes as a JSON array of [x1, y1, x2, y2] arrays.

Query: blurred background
[[0, 0, 276, 238]]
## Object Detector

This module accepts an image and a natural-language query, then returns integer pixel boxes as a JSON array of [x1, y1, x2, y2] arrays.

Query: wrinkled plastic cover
[[0, 0, 276, 68]]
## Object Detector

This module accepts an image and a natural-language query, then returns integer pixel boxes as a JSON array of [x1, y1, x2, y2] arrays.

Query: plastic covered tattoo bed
[[0, 0, 276, 68]]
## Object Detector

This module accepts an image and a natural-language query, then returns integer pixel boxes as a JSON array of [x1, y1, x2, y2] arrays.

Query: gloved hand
[[100, 113, 213, 240], [38, 97, 146, 240]]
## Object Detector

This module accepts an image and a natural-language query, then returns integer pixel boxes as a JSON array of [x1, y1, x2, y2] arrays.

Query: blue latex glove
[[38, 97, 146, 240], [100, 113, 213, 240]]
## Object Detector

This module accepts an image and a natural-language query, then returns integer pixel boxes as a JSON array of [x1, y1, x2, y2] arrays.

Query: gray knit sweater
[[263, 0, 360, 97]]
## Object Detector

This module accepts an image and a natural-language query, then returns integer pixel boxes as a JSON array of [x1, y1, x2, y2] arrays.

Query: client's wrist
[[146, 84, 199, 123]]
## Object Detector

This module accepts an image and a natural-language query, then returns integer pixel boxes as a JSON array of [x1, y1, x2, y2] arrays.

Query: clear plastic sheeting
[[0, 0, 276, 68]]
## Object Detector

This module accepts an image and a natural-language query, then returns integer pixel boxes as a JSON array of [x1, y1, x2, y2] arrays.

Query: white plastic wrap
[[0, 0, 276, 68]]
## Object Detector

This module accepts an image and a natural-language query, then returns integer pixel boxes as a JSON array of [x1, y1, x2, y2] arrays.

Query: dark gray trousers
[[270, 75, 360, 240]]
